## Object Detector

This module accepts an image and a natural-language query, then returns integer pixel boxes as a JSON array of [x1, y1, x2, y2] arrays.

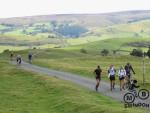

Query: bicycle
[[124, 76, 132, 90]]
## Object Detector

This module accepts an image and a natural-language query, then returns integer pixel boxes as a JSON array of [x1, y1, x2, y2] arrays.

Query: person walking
[[94, 65, 102, 91], [16, 55, 22, 65], [108, 65, 116, 91], [28, 53, 33, 64], [118, 66, 126, 91], [10, 52, 14, 61]]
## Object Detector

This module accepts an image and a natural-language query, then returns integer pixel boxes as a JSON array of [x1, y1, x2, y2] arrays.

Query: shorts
[[119, 76, 124, 80], [18, 60, 21, 64], [109, 75, 115, 81], [96, 75, 101, 80]]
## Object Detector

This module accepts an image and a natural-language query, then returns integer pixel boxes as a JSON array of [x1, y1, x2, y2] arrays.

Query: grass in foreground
[[0, 60, 149, 113]]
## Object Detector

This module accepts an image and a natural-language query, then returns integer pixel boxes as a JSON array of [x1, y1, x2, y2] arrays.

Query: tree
[[51, 21, 57, 29], [22, 29, 27, 34], [101, 49, 109, 56], [48, 35, 55, 38], [3, 49, 9, 53], [80, 48, 87, 54], [130, 49, 143, 57], [55, 24, 88, 37], [147, 45, 150, 58], [134, 33, 140, 38], [113, 50, 117, 55], [140, 29, 144, 33]]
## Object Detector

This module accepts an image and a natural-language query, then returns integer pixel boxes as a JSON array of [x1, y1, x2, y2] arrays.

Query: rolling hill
[[0, 10, 150, 27], [0, 10, 150, 53]]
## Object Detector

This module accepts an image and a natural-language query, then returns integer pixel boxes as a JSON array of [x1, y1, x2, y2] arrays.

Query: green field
[[0, 19, 150, 55], [1, 19, 150, 44], [1, 57, 149, 113], [11, 44, 150, 90], [68, 37, 150, 53]]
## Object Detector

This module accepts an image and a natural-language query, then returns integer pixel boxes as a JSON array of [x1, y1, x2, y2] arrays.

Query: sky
[[0, 0, 150, 18]]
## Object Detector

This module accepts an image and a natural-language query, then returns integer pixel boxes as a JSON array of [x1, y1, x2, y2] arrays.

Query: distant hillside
[[0, 10, 150, 28]]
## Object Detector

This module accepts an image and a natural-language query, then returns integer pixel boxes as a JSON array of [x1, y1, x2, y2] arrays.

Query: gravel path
[[11, 61, 150, 108]]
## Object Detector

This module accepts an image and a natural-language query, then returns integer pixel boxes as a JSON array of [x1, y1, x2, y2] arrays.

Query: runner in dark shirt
[[28, 53, 33, 64], [94, 65, 102, 91]]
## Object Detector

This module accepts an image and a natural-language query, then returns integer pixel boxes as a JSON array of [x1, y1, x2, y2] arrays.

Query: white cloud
[[0, 0, 150, 18]]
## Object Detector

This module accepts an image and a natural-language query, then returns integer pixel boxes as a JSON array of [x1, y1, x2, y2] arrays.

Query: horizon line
[[0, 9, 150, 19]]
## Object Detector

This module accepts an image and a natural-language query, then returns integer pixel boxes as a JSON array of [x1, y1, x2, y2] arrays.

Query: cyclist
[[129, 80, 140, 90], [124, 63, 135, 90], [129, 80, 140, 97], [124, 63, 135, 79]]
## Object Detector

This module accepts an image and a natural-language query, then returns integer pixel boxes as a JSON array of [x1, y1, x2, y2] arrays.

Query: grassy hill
[[0, 19, 150, 54], [92, 19, 150, 38], [66, 37, 150, 55], [0, 10, 150, 52], [0, 10, 150, 27], [0, 10, 150, 38]]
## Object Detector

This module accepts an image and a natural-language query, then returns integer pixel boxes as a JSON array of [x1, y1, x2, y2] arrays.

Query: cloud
[[0, 0, 150, 18]]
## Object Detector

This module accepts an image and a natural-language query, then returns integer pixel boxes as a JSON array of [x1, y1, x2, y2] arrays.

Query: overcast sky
[[0, 0, 150, 18]]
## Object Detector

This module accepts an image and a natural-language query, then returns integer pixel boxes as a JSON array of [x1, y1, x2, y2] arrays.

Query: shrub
[[55, 24, 88, 37], [48, 35, 55, 38], [3, 49, 10, 53], [101, 49, 109, 56], [80, 49, 87, 54], [147, 45, 150, 58], [130, 49, 143, 57]]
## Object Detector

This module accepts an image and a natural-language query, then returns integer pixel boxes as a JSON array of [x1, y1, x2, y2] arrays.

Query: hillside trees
[[55, 24, 88, 37], [101, 49, 109, 56], [130, 49, 143, 57], [147, 45, 150, 58]]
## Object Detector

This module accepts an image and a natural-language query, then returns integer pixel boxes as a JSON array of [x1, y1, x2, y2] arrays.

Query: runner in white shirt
[[108, 65, 116, 91], [118, 66, 126, 91]]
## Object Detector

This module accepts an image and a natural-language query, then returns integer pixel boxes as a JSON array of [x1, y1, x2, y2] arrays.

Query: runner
[[124, 63, 135, 80], [16, 55, 22, 65], [108, 65, 116, 91], [118, 66, 126, 91], [10, 52, 14, 61], [94, 65, 102, 91], [28, 53, 33, 64]]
